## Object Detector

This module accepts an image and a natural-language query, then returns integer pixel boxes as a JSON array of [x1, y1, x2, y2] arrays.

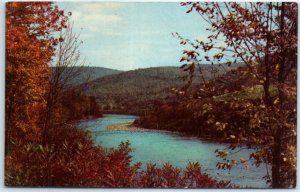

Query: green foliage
[[83, 67, 188, 114], [213, 85, 278, 102], [81, 65, 237, 114]]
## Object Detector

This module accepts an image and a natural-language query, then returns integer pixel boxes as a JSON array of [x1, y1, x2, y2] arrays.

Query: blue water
[[79, 114, 269, 188]]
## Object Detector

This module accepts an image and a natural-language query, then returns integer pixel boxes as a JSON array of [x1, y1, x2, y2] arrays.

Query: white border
[[0, 1, 298, 192]]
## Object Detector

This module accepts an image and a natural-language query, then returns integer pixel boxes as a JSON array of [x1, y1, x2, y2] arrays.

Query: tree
[[5, 2, 68, 152], [178, 2, 297, 187], [41, 23, 88, 142]]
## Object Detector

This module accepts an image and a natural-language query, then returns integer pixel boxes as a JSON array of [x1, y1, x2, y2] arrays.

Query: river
[[79, 114, 269, 188]]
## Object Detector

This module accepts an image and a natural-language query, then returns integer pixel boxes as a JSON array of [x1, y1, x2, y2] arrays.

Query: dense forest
[[5, 1, 297, 188], [80, 64, 241, 114]]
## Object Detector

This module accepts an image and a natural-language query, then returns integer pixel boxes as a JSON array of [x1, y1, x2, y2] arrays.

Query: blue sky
[[56, 2, 211, 71]]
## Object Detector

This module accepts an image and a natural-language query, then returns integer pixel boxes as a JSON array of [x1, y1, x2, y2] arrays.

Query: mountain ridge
[[79, 64, 243, 114], [50, 66, 123, 87]]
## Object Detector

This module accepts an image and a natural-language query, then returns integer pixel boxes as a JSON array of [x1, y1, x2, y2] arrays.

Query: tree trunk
[[5, 95, 15, 155], [278, 2, 286, 106], [271, 3, 286, 188], [272, 128, 282, 188], [263, 81, 271, 106], [263, 4, 272, 107]]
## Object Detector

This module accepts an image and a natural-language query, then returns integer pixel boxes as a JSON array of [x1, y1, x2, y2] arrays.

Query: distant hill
[[81, 64, 242, 114], [51, 66, 122, 87]]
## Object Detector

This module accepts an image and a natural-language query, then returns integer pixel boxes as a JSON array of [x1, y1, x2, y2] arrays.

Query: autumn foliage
[[5, 124, 231, 187], [5, 1, 297, 188], [5, 2, 230, 188], [161, 2, 296, 188], [6, 2, 68, 150]]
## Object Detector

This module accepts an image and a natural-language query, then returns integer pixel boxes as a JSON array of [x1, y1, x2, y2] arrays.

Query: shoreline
[[105, 122, 228, 144], [106, 123, 150, 132], [106, 122, 176, 134]]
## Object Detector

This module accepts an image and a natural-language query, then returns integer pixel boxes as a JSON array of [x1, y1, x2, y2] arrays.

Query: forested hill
[[50, 66, 122, 87], [81, 64, 242, 114]]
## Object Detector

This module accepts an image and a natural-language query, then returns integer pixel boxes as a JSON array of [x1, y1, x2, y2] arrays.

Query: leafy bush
[[5, 124, 232, 188]]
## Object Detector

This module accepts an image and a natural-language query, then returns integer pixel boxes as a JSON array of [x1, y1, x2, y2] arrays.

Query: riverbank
[[106, 123, 149, 132], [106, 122, 177, 135], [106, 122, 228, 144], [87, 114, 268, 188]]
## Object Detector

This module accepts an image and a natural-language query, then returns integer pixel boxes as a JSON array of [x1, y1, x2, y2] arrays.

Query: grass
[[213, 85, 278, 102]]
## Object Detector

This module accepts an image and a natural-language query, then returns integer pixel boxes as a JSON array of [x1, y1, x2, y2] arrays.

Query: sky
[[56, 2, 211, 71]]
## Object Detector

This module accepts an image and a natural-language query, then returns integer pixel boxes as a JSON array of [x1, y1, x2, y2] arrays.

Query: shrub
[[5, 125, 232, 188]]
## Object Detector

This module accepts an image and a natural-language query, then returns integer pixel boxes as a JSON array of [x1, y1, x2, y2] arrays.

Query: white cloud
[[72, 11, 121, 25], [82, 2, 123, 12], [56, 2, 182, 70], [65, 2, 168, 40], [86, 14, 121, 23], [68, 3, 123, 36]]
